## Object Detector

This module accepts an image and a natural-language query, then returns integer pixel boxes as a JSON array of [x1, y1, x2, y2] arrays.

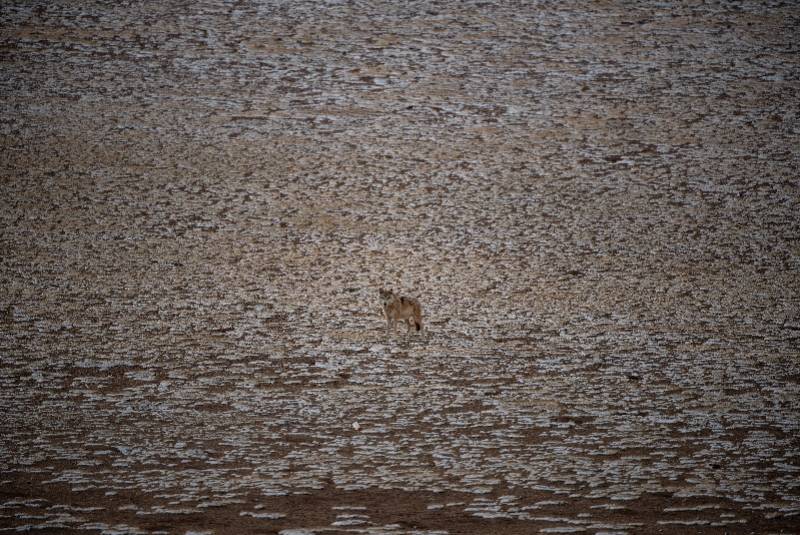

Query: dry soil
[[1, 1, 799, 534]]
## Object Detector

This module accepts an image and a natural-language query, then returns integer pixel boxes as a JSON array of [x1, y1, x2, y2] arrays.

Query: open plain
[[1, 1, 799, 533]]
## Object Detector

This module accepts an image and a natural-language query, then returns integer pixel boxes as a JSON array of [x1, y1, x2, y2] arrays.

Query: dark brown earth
[[2, 1, 799, 534]]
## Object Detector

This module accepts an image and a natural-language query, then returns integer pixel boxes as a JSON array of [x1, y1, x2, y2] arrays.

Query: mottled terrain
[[1, 1, 799, 534]]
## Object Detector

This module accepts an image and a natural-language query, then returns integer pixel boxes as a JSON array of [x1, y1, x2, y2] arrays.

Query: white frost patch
[[534, 500, 567, 507], [663, 504, 721, 512], [136, 507, 197, 515], [331, 517, 368, 526], [472, 511, 513, 519], [1, 499, 47, 508], [80, 523, 148, 534], [239, 511, 286, 519], [126, 370, 155, 381], [49, 504, 105, 512], [590, 503, 628, 511], [197, 499, 246, 508], [656, 519, 711, 525]]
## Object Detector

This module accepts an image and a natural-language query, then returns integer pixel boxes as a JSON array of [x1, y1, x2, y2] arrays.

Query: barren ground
[[1, 1, 799, 534]]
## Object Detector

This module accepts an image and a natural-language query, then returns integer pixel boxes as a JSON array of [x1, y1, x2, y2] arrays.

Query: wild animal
[[379, 288, 422, 333]]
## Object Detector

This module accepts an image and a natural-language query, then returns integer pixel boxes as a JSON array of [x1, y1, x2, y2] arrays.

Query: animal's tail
[[415, 304, 422, 331]]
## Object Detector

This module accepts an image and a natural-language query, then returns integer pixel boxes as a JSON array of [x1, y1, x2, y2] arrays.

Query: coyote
[[379, 288, 422, 333]]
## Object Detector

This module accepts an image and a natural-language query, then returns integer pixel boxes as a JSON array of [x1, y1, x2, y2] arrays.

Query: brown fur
[[379, 288, 422, 333]]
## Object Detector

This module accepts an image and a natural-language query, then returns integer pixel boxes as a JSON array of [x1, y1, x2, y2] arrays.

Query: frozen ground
[[1, 1, 799, 533]]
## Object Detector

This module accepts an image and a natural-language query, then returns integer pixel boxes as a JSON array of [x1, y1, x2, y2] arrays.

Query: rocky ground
[[2, 1, 799, 534]]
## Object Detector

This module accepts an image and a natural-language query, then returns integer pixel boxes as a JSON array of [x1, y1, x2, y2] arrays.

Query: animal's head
[[379, 288, 393, 302]]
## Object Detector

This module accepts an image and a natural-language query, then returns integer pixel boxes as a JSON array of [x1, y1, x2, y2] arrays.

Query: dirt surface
[[2, 1, 799, 534]]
